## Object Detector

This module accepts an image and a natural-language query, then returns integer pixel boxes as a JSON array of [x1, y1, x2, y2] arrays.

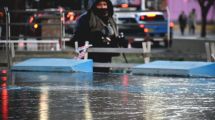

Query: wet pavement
[[1, 72, 215, 120]]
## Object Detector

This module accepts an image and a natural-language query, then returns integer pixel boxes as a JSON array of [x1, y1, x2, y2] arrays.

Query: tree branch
[[204, 0, 215, 14], [206, 0, 215, 9], [198, 0, 204, 8]]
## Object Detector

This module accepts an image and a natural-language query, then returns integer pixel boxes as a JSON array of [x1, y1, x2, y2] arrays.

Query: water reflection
[[0, 72, 215, 120], [83, 92, 93, 120], [1, 82, 8, 120], [39, 86, 49, 120]]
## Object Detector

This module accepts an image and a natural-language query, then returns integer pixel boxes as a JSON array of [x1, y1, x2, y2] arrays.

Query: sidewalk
[[173, 23, 215, 39], [168, 24, 214, 60]]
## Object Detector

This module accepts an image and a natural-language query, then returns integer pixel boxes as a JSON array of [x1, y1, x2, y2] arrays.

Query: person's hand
[[117, 32, 128, 48], [102, 36, 111, 45]]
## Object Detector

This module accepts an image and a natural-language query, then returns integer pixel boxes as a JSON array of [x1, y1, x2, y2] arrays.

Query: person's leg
[[181, 27, 184, 35], [180, 26, 183, 35], [89, 53, 112, 73], [189, 25, 191, 34], [93, 67, 110, 73], [193, 25, 195, 35]]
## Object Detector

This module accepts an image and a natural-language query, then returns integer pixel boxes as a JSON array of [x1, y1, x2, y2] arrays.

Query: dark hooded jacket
[[72, 0, 119, 47], [71, 0, 120, 72]]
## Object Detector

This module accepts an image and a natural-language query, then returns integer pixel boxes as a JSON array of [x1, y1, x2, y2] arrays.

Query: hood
[[87, 0, 114, 17]]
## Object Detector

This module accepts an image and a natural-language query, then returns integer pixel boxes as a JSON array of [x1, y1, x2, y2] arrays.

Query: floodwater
[[1, 72, 215, 120]]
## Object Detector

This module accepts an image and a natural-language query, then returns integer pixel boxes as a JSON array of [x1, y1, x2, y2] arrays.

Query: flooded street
[[1, 72, 215, 120]]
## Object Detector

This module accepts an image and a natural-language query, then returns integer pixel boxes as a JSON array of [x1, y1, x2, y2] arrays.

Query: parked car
[[115, 11, 174, 47]]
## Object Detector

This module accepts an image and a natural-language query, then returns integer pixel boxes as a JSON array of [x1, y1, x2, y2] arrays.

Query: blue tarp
[[132, 61, 215, 77], [12, 58, 93, 73]]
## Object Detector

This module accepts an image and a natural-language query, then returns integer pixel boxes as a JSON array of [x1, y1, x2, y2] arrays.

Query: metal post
[[8, 10, 13, 63], [205, 42, 211, 62], [59, 12, 64, 50], [142, 41, 151, 63], [141, 0, 146, 10], [0, 25, 2, 39], [166, 6, 170, 48], [62, 12, 66, 49], [4, 7, 12, 69], [84, 41, 89, 60], [211, 43, 215, 62]]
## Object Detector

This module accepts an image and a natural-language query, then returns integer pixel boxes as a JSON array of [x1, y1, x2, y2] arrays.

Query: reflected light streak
[[39, 86, 49, 120], [1, 83, 8, 120], [84, 94, 93, 120], [122, 75, 129, 87], [121, 75, 129, 105], [1, 77, 7, 82], [142, 80, 165, 120], [1, 70, 7, 74]]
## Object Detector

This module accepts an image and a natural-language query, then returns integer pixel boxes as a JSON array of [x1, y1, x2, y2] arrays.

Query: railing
[[0, 40, 152, 70], [1, 8, 71, 43], [75, 41, 151, 69], [0, 40, 61, 51], [0, 8, 71, 68], [1, 9, 159, 70], [0, 40, 61, 67]]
